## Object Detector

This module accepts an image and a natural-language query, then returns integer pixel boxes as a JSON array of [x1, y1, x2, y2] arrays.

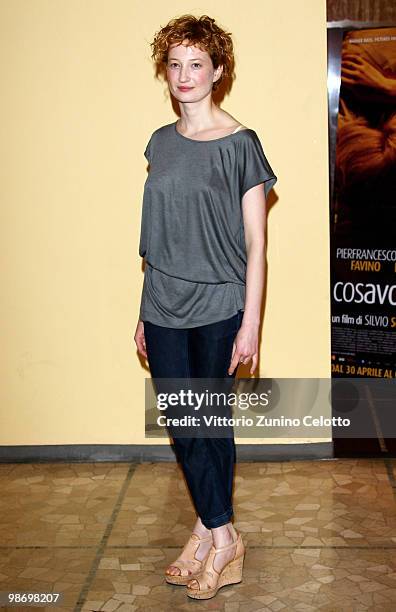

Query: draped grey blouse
[[138, 121, 277, 328]]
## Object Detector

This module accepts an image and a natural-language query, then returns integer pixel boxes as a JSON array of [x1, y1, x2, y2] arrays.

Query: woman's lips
[[178, 86, 193, 91]]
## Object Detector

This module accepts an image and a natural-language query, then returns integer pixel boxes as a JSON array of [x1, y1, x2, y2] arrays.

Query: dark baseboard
[[0, 442, 333, 463]]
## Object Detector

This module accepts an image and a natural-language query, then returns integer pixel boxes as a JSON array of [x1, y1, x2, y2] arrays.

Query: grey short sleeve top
[[138, 121, 277, 328]]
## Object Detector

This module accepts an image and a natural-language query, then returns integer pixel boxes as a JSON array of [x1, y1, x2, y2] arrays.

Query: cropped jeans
[[143, 309, 244, 529]]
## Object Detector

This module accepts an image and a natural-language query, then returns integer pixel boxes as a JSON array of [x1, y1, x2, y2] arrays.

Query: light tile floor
[[0, 459, 395, 611]]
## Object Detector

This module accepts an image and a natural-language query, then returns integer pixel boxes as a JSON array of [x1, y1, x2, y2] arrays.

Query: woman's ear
[[213, 64, 223, 83]]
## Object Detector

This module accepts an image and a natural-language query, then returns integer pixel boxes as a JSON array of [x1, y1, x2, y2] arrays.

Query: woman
[[134, 14, 277, 600]]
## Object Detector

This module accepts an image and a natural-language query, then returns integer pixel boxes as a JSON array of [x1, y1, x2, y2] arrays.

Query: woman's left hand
[[228, 323, 259, 376]]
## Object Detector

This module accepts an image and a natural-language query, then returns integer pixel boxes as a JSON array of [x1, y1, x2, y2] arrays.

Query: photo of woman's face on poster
[[333, 27, 396, 240]]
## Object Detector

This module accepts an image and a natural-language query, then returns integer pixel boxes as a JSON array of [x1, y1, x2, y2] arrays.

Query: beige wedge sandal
[[164, 532, 213, 585], [186, 530, 245, 599]]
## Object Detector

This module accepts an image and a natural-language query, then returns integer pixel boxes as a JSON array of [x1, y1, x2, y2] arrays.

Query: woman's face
[[166, 40, 222, 102]]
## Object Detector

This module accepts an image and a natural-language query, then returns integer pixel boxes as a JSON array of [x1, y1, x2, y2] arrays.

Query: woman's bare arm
[[228, 183, 266, 375]]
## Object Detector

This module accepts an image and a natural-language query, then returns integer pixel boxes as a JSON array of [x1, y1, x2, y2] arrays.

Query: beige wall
[[0, 1, 330, 446]]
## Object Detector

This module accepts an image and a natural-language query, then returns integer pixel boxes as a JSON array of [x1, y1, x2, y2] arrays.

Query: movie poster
[[329, 26, 396, 379]]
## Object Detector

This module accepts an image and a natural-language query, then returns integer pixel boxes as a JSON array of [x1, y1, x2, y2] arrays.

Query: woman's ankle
[[227, 522, 238, 540], [211, 521, 236, 546], [193, 516, 211, 537]]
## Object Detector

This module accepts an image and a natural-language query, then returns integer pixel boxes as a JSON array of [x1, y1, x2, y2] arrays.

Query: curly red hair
[[149, 14, 235, 91]]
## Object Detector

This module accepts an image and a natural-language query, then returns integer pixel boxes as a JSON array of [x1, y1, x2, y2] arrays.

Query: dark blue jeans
[[143, 310, 244, 529]]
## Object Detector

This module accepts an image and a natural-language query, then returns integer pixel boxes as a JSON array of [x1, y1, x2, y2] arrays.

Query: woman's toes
[[187, 578, 199, 589], [166, 565, 180, 576]]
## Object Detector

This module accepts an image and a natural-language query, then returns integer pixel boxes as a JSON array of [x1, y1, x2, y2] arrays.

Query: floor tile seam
[[73, 463, 137, 612], [384, 457, 396, 490]]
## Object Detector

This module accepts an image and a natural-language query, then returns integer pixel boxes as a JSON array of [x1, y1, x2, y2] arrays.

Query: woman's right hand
[[134, 319, 147, 359]]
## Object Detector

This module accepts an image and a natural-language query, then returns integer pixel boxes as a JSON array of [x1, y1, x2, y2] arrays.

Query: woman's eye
[[168, 62, 201, 69]]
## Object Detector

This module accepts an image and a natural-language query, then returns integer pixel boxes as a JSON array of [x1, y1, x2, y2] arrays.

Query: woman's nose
[[179, 67, 190, 83]]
